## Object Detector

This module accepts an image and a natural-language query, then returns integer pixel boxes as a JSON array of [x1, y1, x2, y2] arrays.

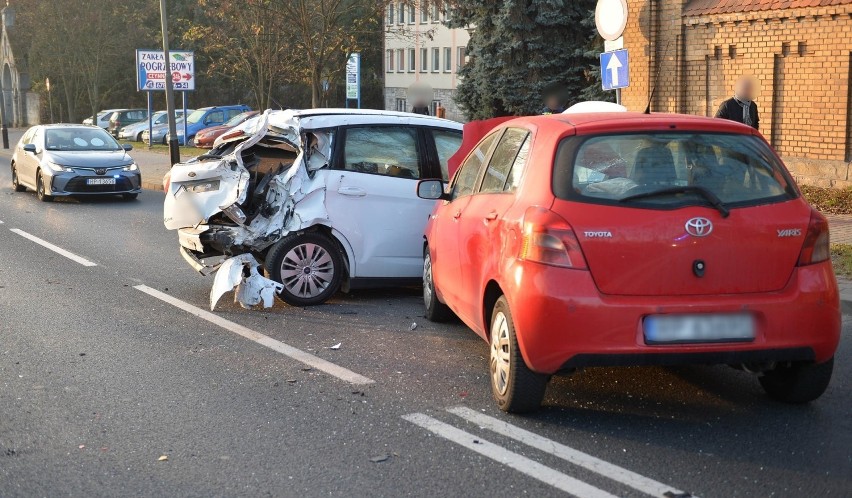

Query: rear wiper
[[620, 185, 730, 218]]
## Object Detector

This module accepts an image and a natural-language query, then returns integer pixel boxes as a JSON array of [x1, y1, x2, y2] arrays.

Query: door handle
[[484, 212, 498, 221], [338, 186, 366, 197]]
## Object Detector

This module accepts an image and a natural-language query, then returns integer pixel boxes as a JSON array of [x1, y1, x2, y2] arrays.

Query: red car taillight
[[519, 207, 587, 269], [798, 209, 830, 266]]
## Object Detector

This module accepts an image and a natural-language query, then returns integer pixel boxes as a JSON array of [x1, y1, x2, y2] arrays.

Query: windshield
[[152, 111, 168, 125], [45, 128, 122, 151], [224, 112, 251, 127], [186, 109, 207, 125], [555, 132, 795, 209]]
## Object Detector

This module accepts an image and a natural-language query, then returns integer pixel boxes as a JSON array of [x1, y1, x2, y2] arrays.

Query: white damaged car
[[163, 109, 463, 309]]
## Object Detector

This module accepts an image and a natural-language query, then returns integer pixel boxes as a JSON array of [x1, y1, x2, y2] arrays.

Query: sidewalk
[[824, 213, 852, 245], [133, 147, 196, 191]]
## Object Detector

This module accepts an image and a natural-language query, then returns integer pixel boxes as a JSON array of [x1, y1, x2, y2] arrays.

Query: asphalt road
[[0, 143, 849, 497]]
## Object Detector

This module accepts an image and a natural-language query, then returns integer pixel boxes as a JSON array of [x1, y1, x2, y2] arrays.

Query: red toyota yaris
[[418, 109, 840, 413]]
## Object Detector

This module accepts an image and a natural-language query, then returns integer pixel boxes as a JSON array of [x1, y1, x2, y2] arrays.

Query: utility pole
[[47, 78, 54, 123], [159, 0, 180, 166], [0, 81, 7, 149]]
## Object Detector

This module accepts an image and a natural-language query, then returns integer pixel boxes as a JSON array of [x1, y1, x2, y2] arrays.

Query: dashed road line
[[133, 285, 375, 385], [403, 413, 618, 498], [448, 407, 693, 497], [10, 228, 97, 267]]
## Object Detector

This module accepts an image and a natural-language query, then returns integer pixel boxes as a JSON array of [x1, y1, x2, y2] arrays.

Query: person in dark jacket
[[715, 77, 759, 130], [411, 99, 431, 116]]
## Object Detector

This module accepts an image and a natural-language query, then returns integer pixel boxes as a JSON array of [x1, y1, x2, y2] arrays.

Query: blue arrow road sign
[[600, 49, 629, 91]]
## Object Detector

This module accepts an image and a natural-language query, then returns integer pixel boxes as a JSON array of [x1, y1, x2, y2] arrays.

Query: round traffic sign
[[595, 0, 628, 41]]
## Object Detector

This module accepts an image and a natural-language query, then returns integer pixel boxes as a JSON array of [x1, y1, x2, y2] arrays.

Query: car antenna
[[643, 40, 671, 114]]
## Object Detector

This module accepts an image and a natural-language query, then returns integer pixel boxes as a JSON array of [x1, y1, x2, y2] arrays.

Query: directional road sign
[[600, 49, 629, 91], [136, 50, 195, 91]]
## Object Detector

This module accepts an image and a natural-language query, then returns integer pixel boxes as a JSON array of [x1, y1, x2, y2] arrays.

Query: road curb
[[141, 179, 164, 192]]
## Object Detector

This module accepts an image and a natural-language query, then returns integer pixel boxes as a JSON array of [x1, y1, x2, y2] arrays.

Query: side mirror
[[122, 144, 133, 151], [23, 143, 37, 153], [417, 179, 449, 200]]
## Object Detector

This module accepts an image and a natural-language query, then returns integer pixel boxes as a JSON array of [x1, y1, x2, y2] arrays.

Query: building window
[[420, 48, 428, 72], [398, 2, 405, 24], [432, 47, 440, 72], [443, 3, 451, 21], [457, 47, 466, 70], [432, 4, 440, 22], [386, 49, 394, 72], [420, 8, 428, 23], [444, 47, 452, 72], [408, 48, 416, 72], [387, 4, 394, 25], [397, 49, 405, 73], [408, 5, 415, 24], [395, 98, 407, 112]]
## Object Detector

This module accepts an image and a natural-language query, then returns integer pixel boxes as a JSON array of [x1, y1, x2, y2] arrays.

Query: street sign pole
[[182, 91, 188, 145], [147, 91, 153, 149], [47, 78, 54, 123], [159, 0, 180, 166]]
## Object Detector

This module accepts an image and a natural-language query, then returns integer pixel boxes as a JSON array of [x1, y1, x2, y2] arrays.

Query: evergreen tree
[[449, 0, 600, 120]]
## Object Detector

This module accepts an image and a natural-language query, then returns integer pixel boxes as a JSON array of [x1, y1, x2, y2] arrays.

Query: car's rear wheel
[[759, 357, 833, 403], [11, 163, 25, 192], [266, 232, 343, 306], [423, 248, 453, 322], [489, 296, 548, 413], [36, 170, 53, 202]]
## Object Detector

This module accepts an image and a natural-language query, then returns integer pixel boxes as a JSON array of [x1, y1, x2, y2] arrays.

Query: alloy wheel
[[279, 242, 335, 299]]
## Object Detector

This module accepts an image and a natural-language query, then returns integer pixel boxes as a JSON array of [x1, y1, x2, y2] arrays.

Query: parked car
[[11, 124, 141, 201], [142, 118, 184, 145], [418, 104, 840, 413], [107, 109, 148, 137], [119, 109, 192, 142], [82, 109, 124, 128], [163, 109, 463, 308], [166, 105, 252, 145], [193, 111, 260, 148]]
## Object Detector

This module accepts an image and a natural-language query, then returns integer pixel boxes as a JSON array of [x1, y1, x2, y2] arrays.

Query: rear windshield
[[554, 132, 796, 209]]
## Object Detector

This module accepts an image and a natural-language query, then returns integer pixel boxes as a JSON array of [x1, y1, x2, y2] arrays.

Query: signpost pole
[[159, 0, 180, 166], [182, 91, 187, 145], [47, 78, 54, 123], [147, 91, 153, 149]]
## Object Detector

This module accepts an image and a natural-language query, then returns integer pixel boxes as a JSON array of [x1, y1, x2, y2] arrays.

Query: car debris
[[328, 343, 342, 350], [209, 254, 283, 310]]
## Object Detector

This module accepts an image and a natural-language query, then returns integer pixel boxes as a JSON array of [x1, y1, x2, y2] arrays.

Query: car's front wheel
[[11, 163, 25, 192], [266, 232, 343, 306], [489, 296, 548, 413], [423, 248, 454, 322], [759, 357, 833, 403], [122, 193, 138, 201], [36, 170, 53, 202], [136, 132, 144, 142]]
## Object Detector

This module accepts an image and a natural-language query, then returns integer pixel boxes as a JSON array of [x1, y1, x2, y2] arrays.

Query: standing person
[[411, 99, 431, 116], [715, 77, 759, 130]]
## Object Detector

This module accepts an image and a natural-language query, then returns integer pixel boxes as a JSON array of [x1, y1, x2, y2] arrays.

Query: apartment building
[[384, 2, 470, 122]]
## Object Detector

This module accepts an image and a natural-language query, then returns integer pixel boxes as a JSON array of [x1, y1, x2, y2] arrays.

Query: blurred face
[[546, 96, 561, 109], [735, 78, 754, 101]]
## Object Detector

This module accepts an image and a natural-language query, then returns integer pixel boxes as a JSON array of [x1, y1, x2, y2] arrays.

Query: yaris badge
[[685, 217, 713, 237]]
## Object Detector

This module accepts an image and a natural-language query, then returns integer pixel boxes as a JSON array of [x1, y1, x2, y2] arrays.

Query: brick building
[[621, 0, 852, 187]]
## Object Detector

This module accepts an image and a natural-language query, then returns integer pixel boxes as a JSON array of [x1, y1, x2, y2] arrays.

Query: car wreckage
[[163, 109, 463, 310]]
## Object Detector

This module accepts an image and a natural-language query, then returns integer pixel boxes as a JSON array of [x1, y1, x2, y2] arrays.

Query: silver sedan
[[10, 124, 142, 201]]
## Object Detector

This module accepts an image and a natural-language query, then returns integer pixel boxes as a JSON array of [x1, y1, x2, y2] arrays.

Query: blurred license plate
[[644, 314, 755, 344], [87, 178, 116, 185]]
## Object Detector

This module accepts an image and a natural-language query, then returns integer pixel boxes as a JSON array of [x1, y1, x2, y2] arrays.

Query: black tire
[[36, 170, 54, 202], [265, 231, 344, 306], [489, 296, 548, 413], [423, 248, 454, 322], [759, 357, 834, 404], [122, 193, 139, 201], [11, 163, 25, 192], [136, 132, 144, 142]]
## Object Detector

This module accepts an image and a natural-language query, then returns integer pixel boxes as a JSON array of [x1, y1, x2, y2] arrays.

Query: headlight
[[44, 162, 72, 173], [123, 163, 138, 172]]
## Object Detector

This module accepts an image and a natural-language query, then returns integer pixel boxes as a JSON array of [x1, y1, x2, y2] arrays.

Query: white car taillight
[[519, 207, 587, 269], [798, 209, 830, 266]]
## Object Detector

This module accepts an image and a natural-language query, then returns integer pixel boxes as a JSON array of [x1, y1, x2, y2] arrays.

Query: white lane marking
[[403, 413, 618, 498], [448, 407, 692, 498], [133, 285, 374, 385], [10, 229, 97, 267]]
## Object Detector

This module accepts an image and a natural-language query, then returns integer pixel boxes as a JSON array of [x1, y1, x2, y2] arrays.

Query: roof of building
[[684, 0, 852, 17]]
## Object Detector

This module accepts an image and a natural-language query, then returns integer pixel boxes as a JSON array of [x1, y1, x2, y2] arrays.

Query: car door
[[324, 124, 435, 279], [17, 127, 41, 186], [455, 128, 532, 315], [428, 131, 500, 320]]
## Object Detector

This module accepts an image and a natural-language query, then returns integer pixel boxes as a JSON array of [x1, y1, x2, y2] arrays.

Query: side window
[[432, 129, 462, 181], [32, 128, 44, 148], [450, 131, 498, 199], [207, 111, 224, 124], [226, 109, 240, 120], [505, 134, 531, 192], [22, 127, 35, 144], [343, 126, 421, 179], [480, 128, 529, 193]]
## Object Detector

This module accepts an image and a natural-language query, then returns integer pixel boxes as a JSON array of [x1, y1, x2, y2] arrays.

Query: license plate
[[86, 178, 116, 185], [644, 314, 755, 344]]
